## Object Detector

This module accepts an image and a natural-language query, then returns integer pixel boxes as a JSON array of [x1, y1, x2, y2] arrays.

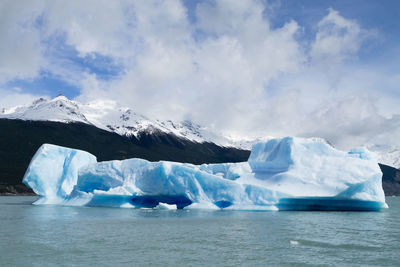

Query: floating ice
[[23, 137, 388, 210], [22, 144, 97, 204]]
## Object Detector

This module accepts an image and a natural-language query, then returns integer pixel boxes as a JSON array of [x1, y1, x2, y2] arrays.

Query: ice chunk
[[248, 138, 295, 173], [348, 147, 378, 161], [246, 137, 385, 203], [75, 159, 284, 209], [23, 137, 387, 210], [199, 162, 251, 180], [22, 144, 97, 204], [156, 203, 177, 210]]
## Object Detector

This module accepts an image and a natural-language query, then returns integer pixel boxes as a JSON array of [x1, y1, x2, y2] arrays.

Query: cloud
[[42, 1, 133, 59], [87, 0, 304, 133], [0, 0, 44, 83], [311, 8, 364, 64], [297, 94, 400, 149], [0, 1, 399, 151], [0, 89, 47, 110]]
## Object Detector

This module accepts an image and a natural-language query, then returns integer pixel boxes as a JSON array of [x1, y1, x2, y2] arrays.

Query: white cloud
[[311, 8, 369, 66], [42, 0, 133, 58], [87, 0, 304, 133], [0, 1, 399, 151], [0, 89, 47, 110], [0, 0, 44, 82]]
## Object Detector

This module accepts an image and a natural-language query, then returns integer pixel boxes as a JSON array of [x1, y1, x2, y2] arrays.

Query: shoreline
[[0, 184, 36, 196], [0, 193, 37, 196]]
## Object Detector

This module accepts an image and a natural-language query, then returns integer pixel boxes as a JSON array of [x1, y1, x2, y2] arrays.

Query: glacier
[[23, 137, 388, 211]]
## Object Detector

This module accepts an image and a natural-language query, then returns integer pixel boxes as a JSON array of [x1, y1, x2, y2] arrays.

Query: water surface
[[1, 196, 399, 266]]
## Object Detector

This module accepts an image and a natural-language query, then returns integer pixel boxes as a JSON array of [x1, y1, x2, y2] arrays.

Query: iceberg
[[23, 144, 97, 204], [23, 137, 388, 210]]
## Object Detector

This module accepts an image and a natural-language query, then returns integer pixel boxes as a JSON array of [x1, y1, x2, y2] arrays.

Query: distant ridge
[[1, 95, 399, 168], [0, 95, 264, 149]]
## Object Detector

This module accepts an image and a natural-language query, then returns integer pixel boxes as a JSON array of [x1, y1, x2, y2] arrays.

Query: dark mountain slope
[[1, 119, 400, 196], [379, 163, 400, 196], [0, 119, 249, 194]]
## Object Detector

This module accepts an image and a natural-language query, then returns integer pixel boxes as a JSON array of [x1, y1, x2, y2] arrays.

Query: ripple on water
[[0, 196, 399, 266]]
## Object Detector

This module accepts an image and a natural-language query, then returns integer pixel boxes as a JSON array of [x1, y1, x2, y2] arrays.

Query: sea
[[0, 196, 399, 266]]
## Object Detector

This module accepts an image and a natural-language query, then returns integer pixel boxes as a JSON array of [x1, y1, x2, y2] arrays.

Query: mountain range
[[1, 94, 267, 149], [0, 95, 399, 195], [2, 94, 400, 167]]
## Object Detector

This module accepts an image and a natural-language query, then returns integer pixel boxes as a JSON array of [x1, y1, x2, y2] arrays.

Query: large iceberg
[[23, 137, 388, 210]]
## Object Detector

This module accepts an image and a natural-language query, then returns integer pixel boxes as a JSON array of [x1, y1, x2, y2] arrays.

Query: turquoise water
[[0, 197, 399, 266]]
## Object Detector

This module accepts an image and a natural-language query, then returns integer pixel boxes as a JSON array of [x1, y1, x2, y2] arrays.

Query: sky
[[0, 0, 399, 149]]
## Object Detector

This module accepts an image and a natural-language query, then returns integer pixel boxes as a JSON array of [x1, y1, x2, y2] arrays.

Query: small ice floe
[[155, 203, 177, 210], [120, 203, 135, 208]]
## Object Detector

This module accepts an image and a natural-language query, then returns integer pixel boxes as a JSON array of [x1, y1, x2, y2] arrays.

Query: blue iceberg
[[23, 137, 388, 211]]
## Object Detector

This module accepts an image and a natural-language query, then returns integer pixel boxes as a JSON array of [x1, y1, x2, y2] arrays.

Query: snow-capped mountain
[[1, 95, 90, 124], [365, 144, 400, 169], [0, 95, 253, 148], [1, 95, 399, 169]]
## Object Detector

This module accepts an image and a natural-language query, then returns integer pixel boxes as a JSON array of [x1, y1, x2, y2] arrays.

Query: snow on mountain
[[76, 98, 238, 145], [1, 95, 90, 124], [366, 144, 400, 169], [0, 95, 242, 147], [1, 95, 399, 169]]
